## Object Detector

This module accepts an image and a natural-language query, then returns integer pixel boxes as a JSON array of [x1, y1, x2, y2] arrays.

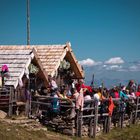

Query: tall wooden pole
[[27, 0, 30, 45]]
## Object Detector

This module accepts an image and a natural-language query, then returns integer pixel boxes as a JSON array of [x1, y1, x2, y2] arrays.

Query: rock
[[41, 127, 47, 131], [96, 126, 101, 132], [53, 117, 63, 123], [6, 128, 11, 131], [63, 129, 73, 136], [0, 110, 7, 119]]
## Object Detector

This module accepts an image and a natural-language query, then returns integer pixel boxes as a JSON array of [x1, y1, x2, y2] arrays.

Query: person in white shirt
[[48, 75, 58, 91], [84, 90, 91, 101]]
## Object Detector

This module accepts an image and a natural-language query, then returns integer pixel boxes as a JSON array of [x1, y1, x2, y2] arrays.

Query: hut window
[[29, 63, 39, 75], [58, 60, 74, 85], [60, 60, 70, 70], [28, 63, 39, 92], [29, 73, 36, 92]]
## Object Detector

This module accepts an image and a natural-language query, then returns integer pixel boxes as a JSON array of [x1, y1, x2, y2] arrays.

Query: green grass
[[95, 125, 140, 140], [0, 121, 71, 140], [0, 120, 140, 140]]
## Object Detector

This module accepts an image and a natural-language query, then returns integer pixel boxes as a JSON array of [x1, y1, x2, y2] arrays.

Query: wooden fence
[[30, 96, 140, 137], [0, 86, 15, 116]]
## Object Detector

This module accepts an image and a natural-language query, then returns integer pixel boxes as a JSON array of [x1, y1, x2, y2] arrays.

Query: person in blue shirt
[[119, 86, 128, 99]]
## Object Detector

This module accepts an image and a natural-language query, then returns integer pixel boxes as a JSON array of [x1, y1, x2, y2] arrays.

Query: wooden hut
[[0, 42, 84, 115], [33, 42, 84, 86], [0, 46, 48, 116]]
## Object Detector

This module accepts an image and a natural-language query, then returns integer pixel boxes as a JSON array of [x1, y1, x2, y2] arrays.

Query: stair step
[[16, 102, 26, 106], [0, 95, 9, 97], [0, 102, 9, 105], [0, 98, 9, 102]]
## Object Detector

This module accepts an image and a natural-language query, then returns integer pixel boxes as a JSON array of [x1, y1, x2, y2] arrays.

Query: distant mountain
[[85, 78, 130, 88], [84, 66, 140, 88]]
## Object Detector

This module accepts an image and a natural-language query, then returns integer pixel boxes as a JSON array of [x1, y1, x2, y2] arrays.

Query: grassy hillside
[[0, 119, 140, 140], [94, 124, 140, 140], [0, 120, 71, 140]]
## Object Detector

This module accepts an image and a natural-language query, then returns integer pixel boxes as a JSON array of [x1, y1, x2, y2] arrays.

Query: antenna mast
[[27, 0, 30, 45]]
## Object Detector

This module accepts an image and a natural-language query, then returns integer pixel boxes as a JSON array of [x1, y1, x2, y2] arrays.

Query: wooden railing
[[0, 86, 15, 116], [30, 95, 140, 137]]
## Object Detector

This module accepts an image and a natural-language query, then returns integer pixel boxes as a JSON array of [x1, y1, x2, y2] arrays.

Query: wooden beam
[[65, 42, 84, 79], [32, 48, 49, 87]]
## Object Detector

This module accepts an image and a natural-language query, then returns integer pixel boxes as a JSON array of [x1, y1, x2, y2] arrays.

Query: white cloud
[[117, 68, 128, 72], [79, 58, 102, 67], [103, 65, 107, 68], [129, 65, 140, 72], [105, 65, 122, 70], [105, 57, 124, 65]]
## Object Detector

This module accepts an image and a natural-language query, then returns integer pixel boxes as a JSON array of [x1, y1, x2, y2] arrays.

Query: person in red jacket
[[75, 79, 92, 93], [136, 84, 140, 97]]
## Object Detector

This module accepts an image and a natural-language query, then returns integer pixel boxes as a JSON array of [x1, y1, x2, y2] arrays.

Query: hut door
[[29, 73, 36, 92]]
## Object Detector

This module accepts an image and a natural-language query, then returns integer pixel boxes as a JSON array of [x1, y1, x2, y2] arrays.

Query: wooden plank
[[36, 46, 64, 51], [0, 94, 10, 97], [31, 101, 50, 106], [6, 72, 20, 77], [0, 50, 32, 55], [0, 102, 9, 105], [8, 67, 23, 72], [42, 63, 56, 66], [89, 101, 94, 137], [5, 81, 17, 86], [134, 97, 139, 123], [60, 105, 73, 108], [33, 48, 49, 87], [39, 59, 57, 64], [65, 44, 84, 79], [0, 55, 30, 59], [108, 117, 111, 133], [93, 101, 98, 138], [82, 113, 108, 118], [37, 51, 64, 55], [83, 107, 95, 111], [38, 55, 60, 59], [0, 64, 25, 68], [0, 46, 32, 50], [8, 87, 14, 116], [40, 59, 58, 63], [5, 76, 19, 81], [0, 98, 9, 101], [37, 52, 63, 56], [36, 45, 65, 48], [77, 110, 83, 137], [0, 59, 28, 64], [76, 110, 79, 136]]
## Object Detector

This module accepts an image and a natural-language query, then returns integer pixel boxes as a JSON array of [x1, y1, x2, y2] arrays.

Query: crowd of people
[[37, 77, 140, 113], [34, 76, 140, 122], [46, 77, 140, 100]]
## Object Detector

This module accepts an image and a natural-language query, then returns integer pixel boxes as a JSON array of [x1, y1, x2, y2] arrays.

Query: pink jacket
[[76, 90, 84, 111]]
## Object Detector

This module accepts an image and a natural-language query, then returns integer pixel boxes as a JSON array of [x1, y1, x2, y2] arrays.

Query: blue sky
[[0, 0, 140, 85]]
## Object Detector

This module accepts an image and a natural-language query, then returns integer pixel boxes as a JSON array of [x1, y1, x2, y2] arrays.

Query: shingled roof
[[0, 48, 33, 88], [33, 42, 84, 79], [0, 42, 84, 87]]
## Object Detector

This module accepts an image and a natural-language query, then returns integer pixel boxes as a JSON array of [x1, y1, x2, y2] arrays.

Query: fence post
[[8, 87, 13, 116], [76, 109, 83, 137], [78, 110, 83, 137], [93, 101, 98, 138], [89, 101, 94, 137], [134, 97, 139, 124], [107, 116, 111, 133]]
